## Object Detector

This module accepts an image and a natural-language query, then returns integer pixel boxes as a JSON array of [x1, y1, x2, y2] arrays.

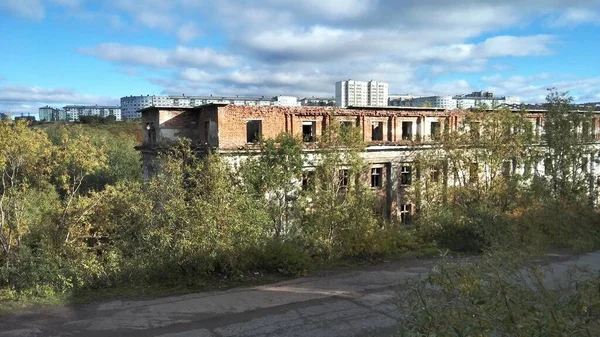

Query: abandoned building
[[136, 104, 600, 223]]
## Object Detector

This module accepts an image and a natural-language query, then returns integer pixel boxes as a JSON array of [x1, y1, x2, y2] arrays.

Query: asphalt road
[[1, 251, 598, 337]]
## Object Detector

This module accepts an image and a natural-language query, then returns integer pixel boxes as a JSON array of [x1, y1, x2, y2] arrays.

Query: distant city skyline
[[1, 1, 599, 114]]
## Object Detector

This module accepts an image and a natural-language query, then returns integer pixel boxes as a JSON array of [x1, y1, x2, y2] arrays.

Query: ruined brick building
[[136, 104, 600, 222]]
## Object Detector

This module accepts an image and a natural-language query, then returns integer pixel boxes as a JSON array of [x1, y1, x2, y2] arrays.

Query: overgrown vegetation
[[0, 91, 599, 316], [399, 250, 600, 336]]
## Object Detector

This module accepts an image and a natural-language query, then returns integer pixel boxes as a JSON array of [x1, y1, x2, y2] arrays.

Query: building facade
[[455, 91, 520, 109], [136, 104, 600, 222], [120, 95, 301, 120], [395, 92, 520, 109], [392, 96, 457, 109], [335, 80, 389, 107], [63, 105, 121, 122], [299, 97, 336, 106], [39, 105, 65, 122]]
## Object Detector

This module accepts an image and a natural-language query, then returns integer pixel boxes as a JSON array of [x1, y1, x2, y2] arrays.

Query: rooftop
[[63, 105, 120, 109]]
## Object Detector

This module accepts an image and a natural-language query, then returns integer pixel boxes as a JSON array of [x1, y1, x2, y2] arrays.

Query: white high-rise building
[[335, 80, 389, 107], [120, 95, 301, 120], [63, 105, 121, 122]]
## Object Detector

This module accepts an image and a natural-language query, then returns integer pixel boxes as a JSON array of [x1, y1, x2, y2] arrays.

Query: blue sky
[[1, 0, 599, 114]]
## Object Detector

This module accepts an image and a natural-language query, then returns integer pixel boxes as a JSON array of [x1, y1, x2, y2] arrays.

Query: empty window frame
[[204, 121, 210, 143], [371, 121, 384, 141], [340, 120, 354, 135], [430, 165, 441, 183], [430, 121, 441, 140], [246, 120, 262, 143], [371, 167, 383, 188], [399, 204, 412, 225], [400, 165, 412, 185], [339, 169, 349, 188], [302, 171, 315, 191], [302, 121, 316, 142], [402, 121, 413, 140]]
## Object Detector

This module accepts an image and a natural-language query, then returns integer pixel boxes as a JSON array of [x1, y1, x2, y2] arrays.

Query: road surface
[[1, 251, 599, 337]]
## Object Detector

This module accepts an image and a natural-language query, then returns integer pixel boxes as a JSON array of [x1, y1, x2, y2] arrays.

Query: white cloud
[[49, 0, 84, 7], [79, 43, 238, 68], [280, 0, 375, 19], [549, 7, 600, 27], [408, 35, 554, 65], [0, 0, 45, 20], [0, 83, 117, 113], [135, 10, 174, 31], [6, 0, 600, 107], [177, 22, 201, 43], [478, 35, 554, 57], [479, 73, 600, 103]]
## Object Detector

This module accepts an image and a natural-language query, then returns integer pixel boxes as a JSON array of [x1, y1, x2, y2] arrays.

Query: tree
[[415, 108, 533, 210], [0, 120, 53, 267], [542, 89, 595, 204], [299, 117, 382, 257], [51, 128, 108, 244], [239, 133, 304, 238]]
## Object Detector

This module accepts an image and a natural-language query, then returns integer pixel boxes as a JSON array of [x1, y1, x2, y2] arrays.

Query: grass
[[0, 272, 287, 315], [0, 247, 446, 315]]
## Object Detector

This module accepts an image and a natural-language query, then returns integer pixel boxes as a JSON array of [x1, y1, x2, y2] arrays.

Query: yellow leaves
[[0, 120, 53, 184], [51, 127, 108, 193]]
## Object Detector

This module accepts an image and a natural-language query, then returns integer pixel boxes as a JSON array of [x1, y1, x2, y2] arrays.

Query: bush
[[253, 240, 312, 276], [399, 251, 600, 336], [416, 204, 496, 253]]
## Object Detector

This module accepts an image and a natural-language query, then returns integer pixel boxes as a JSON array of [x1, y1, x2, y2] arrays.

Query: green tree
[[51, 128, 108, 245], [0, 120, 53, 267], [542, 89, 595, 204], [300, 117, 382, 257], [239, 133, 304, 238]]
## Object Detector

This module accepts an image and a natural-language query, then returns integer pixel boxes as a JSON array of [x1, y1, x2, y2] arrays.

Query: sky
[[1, 0, 599, 114]]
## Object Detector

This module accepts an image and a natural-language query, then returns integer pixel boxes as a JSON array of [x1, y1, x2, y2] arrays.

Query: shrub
[[399, 251, 600, 336], [253, 240, 312, 276], [416, 204, 496, 253]]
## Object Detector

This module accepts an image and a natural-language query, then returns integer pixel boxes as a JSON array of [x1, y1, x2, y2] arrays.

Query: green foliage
[[251, 240, 312, 276], [239, 133, 304, 238], [0, 120, 139, 296], [542, 89, 595, 204], [78, 115, 117, 124], [295, 118, 385, 258], [400, 252, 600, 336], [1, 91, 600, 310]]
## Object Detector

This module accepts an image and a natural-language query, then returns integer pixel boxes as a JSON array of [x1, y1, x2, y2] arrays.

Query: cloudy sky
[[1, 0, 599, 114]]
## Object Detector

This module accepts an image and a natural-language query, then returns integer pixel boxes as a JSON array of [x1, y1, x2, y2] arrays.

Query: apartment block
[[120, 95, 301, 120], [299, 97, 336, 106], [39, 105, 66, 122], [63, 105, 121, 122], [396, 91, 521, 109], [335, 80, 389, 107]]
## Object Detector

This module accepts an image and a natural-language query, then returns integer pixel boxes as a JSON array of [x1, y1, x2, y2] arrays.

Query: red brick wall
[[148, 105, 460, 148], [197, 106, 219, 146], [214, 106, 458, 149], [217, 106, 290, 149]]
